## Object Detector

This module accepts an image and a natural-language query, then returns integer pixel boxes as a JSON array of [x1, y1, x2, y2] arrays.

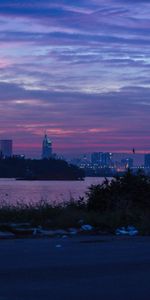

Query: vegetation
[[86, 170, 150, 233], [0, 157, 84, 180], [86, 170, 150, 212], [0, 170, 150, 234], [0, 200, 82, 229]]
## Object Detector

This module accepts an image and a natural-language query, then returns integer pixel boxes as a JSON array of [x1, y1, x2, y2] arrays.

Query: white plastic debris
[[127, 225, 138, 236], [115, 226, 138, 236], [68, 228, 78, 235], [39, 229, 56, 237], [81, 224, 93, 231], [115, 227, 128, 235], [55, 244, 62, 248]]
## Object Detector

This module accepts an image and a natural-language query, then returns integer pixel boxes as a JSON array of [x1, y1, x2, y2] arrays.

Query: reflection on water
[[0, 177, 108, 205]]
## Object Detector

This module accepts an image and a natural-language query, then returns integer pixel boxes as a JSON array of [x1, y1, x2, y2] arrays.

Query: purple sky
[[0, 0, 150, 157]]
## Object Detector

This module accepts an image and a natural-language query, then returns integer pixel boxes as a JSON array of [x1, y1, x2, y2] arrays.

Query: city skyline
[[0, 1, 150, 156]]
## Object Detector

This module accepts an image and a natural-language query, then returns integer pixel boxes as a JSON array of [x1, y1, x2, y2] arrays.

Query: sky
[[0, 0, 150, 157]]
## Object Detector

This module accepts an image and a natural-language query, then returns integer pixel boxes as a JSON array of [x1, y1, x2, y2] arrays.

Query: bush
[[86, 170, 150, 213]]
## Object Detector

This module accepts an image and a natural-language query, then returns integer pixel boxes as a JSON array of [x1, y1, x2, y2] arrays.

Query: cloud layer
[[0, 0, 149, 156]]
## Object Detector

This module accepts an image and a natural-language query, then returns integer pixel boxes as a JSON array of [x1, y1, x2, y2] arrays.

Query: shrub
[[86, 170, 150, 213]]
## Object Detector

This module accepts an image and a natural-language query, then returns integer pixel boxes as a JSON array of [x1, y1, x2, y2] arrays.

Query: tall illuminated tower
[[42, 134, 52, 159]]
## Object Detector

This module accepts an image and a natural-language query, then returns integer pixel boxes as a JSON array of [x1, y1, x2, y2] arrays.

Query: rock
[[0, 231, 15, 239], [11, 227, 35, 236], [33, 228, 40, 236], [38, 229, 56, 237], [39, 229, 68, 237], [62, 235, 68, 238], [53, 229, 68, 235], [10, 223, 31, 228]]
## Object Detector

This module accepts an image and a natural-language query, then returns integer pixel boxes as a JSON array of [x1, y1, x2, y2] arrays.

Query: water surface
[[0, 177, 107, 206]]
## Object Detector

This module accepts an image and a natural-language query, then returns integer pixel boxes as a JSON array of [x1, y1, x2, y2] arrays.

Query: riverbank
[[0, 171, 150, 237], [0, 201, 117, 239], [0, 199, 147, 239]]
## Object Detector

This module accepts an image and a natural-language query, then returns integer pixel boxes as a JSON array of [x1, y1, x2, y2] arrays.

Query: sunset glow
[[0, 0, 149, 156]]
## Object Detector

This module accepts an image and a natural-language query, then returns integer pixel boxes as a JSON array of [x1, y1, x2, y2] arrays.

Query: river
[[0, 177, 108, 206]]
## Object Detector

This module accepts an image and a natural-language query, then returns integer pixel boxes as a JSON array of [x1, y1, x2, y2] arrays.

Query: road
[[0, 235, 150, 300]]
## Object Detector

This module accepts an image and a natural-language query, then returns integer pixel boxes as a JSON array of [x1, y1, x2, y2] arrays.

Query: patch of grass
[[0, 199, 87, 229]]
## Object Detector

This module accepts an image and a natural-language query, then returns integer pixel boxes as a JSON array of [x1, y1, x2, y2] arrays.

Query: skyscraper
[[101, 152, 112, 167], [91, 152, 103, 165], [144, 154, 150, 168], [91, 152, 112, 167], [42, 134, 52, 159], [0, 140, 12, 158]]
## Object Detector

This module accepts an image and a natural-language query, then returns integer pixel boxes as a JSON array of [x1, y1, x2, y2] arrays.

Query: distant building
[[42, 134, 52, 159], [0, 140, 12, 158], [144, 154, 150, 168], [13, 154, 25, 160], [91, 152, 103, 165], [91, 152, 112, 167], [121, 158, 133, 169], [101, 152, 112, 168]]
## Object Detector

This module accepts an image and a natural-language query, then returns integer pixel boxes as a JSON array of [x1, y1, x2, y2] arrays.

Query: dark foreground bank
[[0, 236, 150, 300]]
